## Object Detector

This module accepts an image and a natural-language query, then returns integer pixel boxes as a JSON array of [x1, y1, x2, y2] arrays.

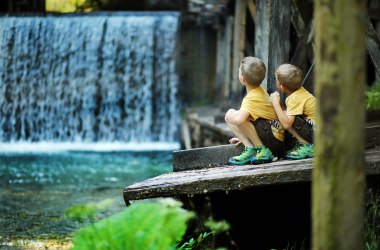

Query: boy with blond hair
[[270, 63, 316, 159], [225, 56, 285, 165]]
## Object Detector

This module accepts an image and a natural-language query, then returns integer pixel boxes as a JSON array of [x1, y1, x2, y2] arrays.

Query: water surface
[[0, 149, 173, 248]]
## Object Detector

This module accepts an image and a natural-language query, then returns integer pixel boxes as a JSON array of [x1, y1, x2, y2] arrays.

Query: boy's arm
[[225, 109, 250, 125], [270, 92, 295, 129]]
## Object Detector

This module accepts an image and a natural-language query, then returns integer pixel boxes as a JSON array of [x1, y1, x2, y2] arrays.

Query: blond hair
[[240, 57, 266, 86], [275, 64, 303, 91]]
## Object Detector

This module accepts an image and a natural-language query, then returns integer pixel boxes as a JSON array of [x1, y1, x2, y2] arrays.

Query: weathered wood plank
[[123, 148, 380, 202]]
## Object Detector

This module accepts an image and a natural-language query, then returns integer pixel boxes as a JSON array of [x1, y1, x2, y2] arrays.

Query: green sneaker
[[229, 146, 257, 165], [250, 146, 274, 164], [286, 143, 314, 159]]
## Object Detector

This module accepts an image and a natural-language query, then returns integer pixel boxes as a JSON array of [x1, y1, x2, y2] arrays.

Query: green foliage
[[269, 239, 307, 250], [65, 199, 113, 222], [70, 198, 194, 250], [177, 218, 231, 250], [366, 81, 380, 110], [364, 191, 380, 250], [177, 232, 212, 250], [204, 219, 230, 234]]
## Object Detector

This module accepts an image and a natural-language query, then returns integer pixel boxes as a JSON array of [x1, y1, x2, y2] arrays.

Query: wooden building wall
[[214, 0, 380, 107]]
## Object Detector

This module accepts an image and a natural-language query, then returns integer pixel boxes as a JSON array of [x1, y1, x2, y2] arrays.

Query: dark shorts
[[252, 119, 284, 157], [284, 116, 315, 151]]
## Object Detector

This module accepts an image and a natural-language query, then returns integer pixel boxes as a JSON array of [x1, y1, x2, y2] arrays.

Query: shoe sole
[[250, 158, 274, 164], [286, 155, 313, 160], [228, 159, 251, 165]]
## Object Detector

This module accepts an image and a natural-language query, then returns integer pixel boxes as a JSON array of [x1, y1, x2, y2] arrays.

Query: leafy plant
[[177, 217, 231, 250], [65, 199, 114, 222], [70, 198, 194, 250], [366, 81, 380, 110], [177, 232, 212, 250]]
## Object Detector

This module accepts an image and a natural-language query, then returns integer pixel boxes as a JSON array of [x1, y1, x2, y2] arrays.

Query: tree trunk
[[313, 0, 366, 249]]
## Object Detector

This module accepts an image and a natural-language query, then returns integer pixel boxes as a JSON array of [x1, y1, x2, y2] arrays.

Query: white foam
[[0, 142, 180, 153]]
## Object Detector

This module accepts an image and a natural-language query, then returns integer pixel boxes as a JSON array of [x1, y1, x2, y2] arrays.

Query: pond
[[0, 144, 175, 249]]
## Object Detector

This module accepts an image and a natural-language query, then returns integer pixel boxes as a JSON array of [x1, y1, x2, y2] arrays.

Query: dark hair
[[240, 57, 266, 86]]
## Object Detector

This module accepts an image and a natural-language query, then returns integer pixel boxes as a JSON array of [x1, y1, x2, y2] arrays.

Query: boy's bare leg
[[238, 121, 264, 146], [226, 123, 254, 147], [226, 121, 264, 147], [288, 127, 311, 144]]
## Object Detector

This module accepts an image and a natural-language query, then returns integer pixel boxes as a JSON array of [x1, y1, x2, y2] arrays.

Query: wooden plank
[[123, 148, 380, 202]]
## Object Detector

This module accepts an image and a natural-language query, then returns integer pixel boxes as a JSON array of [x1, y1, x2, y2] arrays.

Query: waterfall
[[0, 13, 180, 145]]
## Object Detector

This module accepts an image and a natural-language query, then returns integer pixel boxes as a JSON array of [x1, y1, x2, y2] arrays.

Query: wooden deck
[[123, 147, 380, 203]]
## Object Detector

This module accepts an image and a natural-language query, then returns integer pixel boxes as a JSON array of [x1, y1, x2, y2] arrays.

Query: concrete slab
[[173, 144, 244, 171]]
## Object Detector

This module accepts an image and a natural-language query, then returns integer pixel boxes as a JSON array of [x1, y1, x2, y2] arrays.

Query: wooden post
[[266, 0, 290, 94], [231, 0, 247, 103], [365, 15, 380, 78], [255, 0, 270, 90], [254, 0, 290, 93], [313, 0, 366, 249], [216, 16, 234, 100]]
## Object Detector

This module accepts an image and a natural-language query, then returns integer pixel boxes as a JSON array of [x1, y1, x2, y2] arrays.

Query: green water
[[0, 150, 173, 246]]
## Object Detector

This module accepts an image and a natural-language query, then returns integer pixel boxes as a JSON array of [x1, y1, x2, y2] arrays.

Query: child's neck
[[286, 87, 301, 96], [246, 85, 260, 92]]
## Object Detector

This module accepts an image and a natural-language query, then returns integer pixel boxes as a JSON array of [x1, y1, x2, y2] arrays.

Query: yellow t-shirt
[[286, 87, 316, 124], [240, 86, 284, 141]]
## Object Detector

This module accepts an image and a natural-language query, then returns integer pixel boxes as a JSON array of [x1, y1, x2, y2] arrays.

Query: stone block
[[173, 144, 244, 171]]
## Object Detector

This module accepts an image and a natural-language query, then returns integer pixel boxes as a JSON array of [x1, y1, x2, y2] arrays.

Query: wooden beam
[[366, 15, 380, 77], [290, 0, 305, 37], [289, 20, 315, 93], [231, 0, 247, 102], [247, 0, 256, 22], [267, 0, 291, 94], [123, 148, 380, 202], [254, 0, 270, 90]]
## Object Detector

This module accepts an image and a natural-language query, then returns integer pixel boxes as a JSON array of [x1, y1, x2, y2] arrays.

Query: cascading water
[[0, 13, 180, 247], [0, 13, 180, 147]]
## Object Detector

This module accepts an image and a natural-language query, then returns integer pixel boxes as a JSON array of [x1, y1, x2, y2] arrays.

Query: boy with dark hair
[[225, 57, 285, 165]]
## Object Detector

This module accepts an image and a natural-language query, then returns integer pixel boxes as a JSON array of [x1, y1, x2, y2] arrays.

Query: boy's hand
[[229, 137, 241, 146], [270, 91, 280, 104]]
